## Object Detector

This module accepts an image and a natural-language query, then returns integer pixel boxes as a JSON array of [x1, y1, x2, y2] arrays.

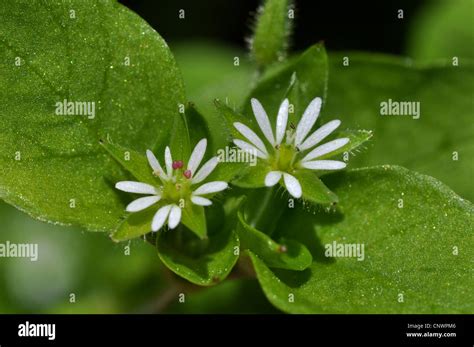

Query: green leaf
[[180, 202, 207, 240], [237, 211, 312, 271], [232, 161, 269, 188], [326, 53, 474, 201], [294, 171, 338, 205], [245, 44, 328, 123], [318, 129, 373, 161], [407, 0, 474, 61], [100, 140, 156, 185], [156, 205, 239, 286], [0, 0, 185, 231], [251, 166, 474, 313], [250, 0, 292, 68], [111, 206, 157, 242]]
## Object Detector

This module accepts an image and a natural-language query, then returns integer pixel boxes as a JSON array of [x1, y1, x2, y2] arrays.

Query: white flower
[[115, 139, 228, 232], [233, 97, 348, 199]]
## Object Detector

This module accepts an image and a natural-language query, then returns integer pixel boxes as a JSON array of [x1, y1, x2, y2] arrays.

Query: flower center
[[161, 160, 193, 202], [272, 143, 298, 173]]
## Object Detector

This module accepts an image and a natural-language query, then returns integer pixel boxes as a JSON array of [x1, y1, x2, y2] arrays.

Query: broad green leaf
[[407, 0, 474, 61], [156, 205, 239, 286], [100, 140, 156, 185], [326, 53, 474, 201], [294, 171, 338, 205], [237, 211, 312, 271], [252, 166, 474, 313], [0, 0, 185, 231], [244, 44, 328, 123], [250, 0, 292, 68]]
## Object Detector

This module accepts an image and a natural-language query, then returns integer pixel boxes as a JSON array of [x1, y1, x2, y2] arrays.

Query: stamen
[[172, 160, 184, 170], [183, 170, 192, 179]]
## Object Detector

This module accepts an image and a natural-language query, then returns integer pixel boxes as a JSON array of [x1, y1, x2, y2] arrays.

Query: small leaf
[[318, 129, 373, 160], [214, 99, 254, 138], [294, 171, 338, 205], [252, 166, 474, 313], [250, 0, 292, 68], [111, 206, 159, 242], [181, 202, 207, 240], [237, 211, 312, 271], [232, 161, 269, 188], [156, 205, 239, 286], [100, 140, 156, 185]]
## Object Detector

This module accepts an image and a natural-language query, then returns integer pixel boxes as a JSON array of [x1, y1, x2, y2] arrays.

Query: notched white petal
[[233, 139, 268, 159], [187, 138, 207, 174], [299, 119, 341, 151], [165, 146, 173, 177], [283, 173, 302, 198], [264, 171, 282, 187], [126, 195, 161, 212], [146, 149, 164, 175], [152, 204, 172, 232], [275, 99, 289, 145], [191, 195, 213, 206], [301, 138, 350, 162], [233, 122, 268, 155], [192, 156, 219, 184], [251, 98, 276, 146], [295, 97, 322, 146], [300, 160, 347, 170], [193, 181, 228, 195], [168, 205, 182, 229], [115, 181, 157, 195]]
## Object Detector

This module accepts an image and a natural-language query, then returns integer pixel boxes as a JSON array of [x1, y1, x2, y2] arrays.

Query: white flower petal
[[264, 171, 282, 187], [146, 149, 164, 175], [294, 97, 322, 146], [165, 146, 173, 178], [126, 195, 161, 212], [192, 157, 219, 184], [300, 160, 347, 170], [275, 99, 289, 145], [187, 138, 207, 175], [191, 195, 213, 206], [151, 204, 172, 232], [251, 98, 276, 146], [193, 181, 228, 195], [168, 205, 182, 229], [301, 138, 349, 162], [115, 181, 157, 195], [233, 139, 268, 159], [233, 122, 268, 155], [283, 173, 302, 198], [299, 120, 341, 151]]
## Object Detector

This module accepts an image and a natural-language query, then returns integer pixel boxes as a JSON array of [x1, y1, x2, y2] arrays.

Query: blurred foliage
[[407, 0, 474, 61], [0, 202, 164, 313], [166, 279, 278, 313]]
